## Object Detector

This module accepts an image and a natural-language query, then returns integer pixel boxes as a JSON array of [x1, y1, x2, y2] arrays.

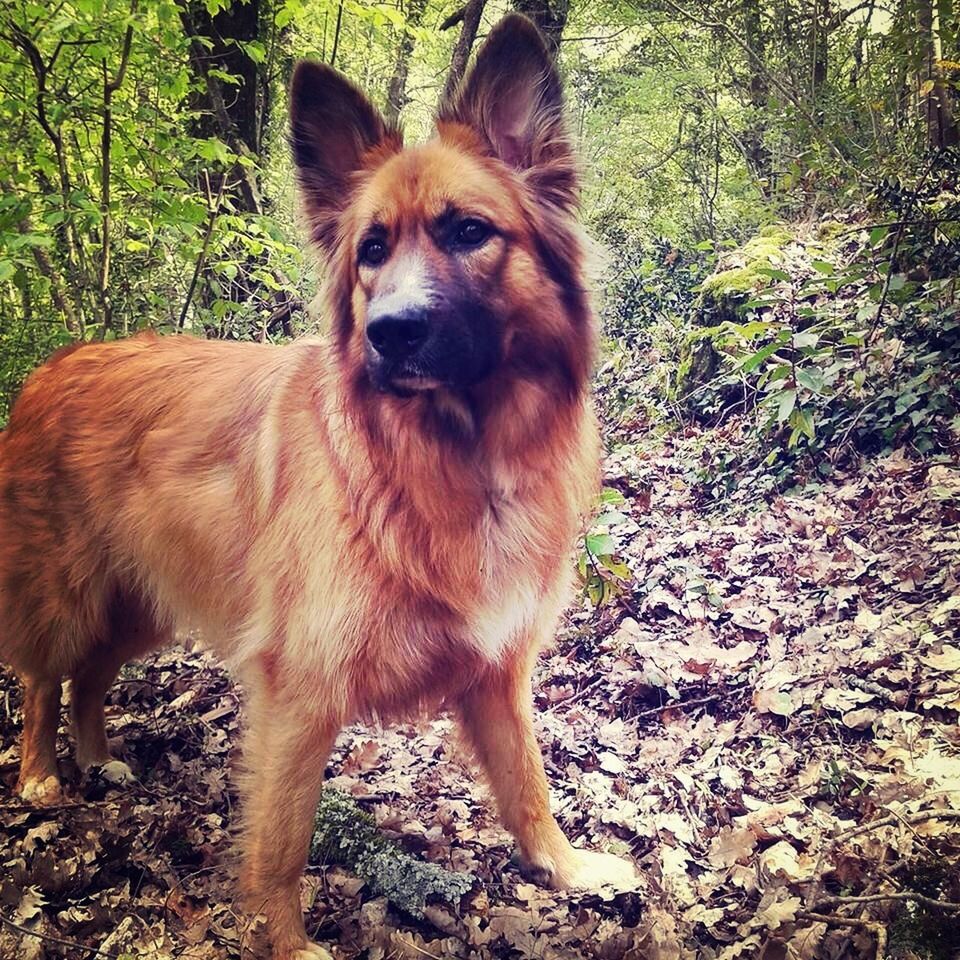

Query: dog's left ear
[[438, 14, 577, 211]]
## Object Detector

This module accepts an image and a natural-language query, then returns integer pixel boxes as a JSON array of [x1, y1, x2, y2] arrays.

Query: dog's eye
[[454, 219, 491, 248], [359, 238, 388, 267]]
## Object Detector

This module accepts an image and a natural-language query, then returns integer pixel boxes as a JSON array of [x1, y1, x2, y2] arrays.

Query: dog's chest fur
[[465, 476, 556, 661]]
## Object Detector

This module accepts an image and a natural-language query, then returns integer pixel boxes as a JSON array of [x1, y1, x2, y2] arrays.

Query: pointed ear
[[289, 61, 400, 248], [437, 14, 577, 210]]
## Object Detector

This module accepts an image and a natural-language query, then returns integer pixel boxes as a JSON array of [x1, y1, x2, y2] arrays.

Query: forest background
[[0, 0, 958, 495]]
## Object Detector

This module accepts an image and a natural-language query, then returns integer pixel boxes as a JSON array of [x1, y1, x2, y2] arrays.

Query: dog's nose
[[366, 309, 429, 361]]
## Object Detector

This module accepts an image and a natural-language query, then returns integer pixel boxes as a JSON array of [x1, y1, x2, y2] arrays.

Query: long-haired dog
[[0, 15, 636, 958]]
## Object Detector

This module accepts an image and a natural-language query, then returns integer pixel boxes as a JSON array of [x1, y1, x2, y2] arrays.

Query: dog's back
[[0, 335, 292, 677]]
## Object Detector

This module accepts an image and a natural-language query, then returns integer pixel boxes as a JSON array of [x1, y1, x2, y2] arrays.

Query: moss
[[675, 327, 725, 398], [700, 265, 766, 297], [758, 224, 792, 242], [816, 219, 846, 241], [698, 224, 793, 304], [309, 789, 475, 919]]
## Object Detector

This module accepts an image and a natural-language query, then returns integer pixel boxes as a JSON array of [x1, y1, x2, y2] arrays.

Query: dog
[[0, 14, 636, 959]]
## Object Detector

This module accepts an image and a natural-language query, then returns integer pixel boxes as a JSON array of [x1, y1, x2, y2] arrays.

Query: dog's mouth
[[391, 375, 442, 392]]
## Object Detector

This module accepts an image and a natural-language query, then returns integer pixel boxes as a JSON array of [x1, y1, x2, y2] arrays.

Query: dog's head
[[290, 14, 592, 414]]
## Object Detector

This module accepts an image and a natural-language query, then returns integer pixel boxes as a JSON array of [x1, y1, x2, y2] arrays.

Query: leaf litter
[[1, 435, 959, 959]]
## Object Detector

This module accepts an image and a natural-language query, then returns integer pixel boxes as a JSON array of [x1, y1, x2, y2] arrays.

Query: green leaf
[[595, 510, 628, 526], [599, 487, 626, 506], [777, 389, 797, 422], [586, 533, 616, 556], [795, 367, 824, 393], [811, 259, 834, 275], [0, 260, 14, 282], [598, 556, 631, 579], [755, 266, 791, 281], [789, 406, 816, 440], [239, 40, 267, 64], [739, 338, 782, 373]]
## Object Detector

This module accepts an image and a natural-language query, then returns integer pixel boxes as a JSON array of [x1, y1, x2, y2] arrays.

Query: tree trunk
[[442, 0, 486, 101], [741, 0, 771, 188], [811, 0, 829, 99], [919, 0, 959, 148], [385, 0, 427, 126], [179, 0, 264, 214], [512, 0, 570, 56]]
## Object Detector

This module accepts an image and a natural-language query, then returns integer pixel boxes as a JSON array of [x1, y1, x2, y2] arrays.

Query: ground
[[1, 435, 959, 960]]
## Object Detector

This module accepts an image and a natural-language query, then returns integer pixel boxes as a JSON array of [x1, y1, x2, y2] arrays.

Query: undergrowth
[[595, 153, 960, 505]]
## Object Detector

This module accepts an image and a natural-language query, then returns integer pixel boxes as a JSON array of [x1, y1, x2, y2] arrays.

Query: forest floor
[[1, 426, 959, 960]]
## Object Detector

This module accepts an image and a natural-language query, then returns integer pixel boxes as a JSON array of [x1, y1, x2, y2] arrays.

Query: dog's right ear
[[289, 62, 400, 249]]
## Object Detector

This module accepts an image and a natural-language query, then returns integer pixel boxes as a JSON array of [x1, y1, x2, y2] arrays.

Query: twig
[[178, 171, 226, 332], [642, 0, 864, 183], [633, 693, 722, 721], [805, 808, 960, 909], [558, 677, 603, 708], [0, 913, 120, 958], [832, 809, 960, 844], [811, 891, 960, 913]]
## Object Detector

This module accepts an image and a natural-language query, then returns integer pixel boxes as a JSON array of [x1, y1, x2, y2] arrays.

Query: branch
[[439, 5, 464, 30], [178, 171, 226, 332], [0, 913, 120, 959], [310, 790, 475, 919], [2, 179, 81, 334], [441, 0, 486, 102], [811, 891, 960, 913], [831, 809, 960, 844]]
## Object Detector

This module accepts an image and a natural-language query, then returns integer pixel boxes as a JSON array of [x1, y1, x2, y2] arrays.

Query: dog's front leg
[[456, 652, 638, 892], [239, 688, 338, 960]]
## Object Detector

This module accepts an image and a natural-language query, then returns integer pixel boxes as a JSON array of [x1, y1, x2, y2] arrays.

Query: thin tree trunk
[[919, 0, 959, 147], [512, 0, 569, 56], [98, 0, 136, 338], [442, 0, 486, 101], [330, 1, 344, 67], [385, 0, 427, 126], [741, 0, 771, 188]]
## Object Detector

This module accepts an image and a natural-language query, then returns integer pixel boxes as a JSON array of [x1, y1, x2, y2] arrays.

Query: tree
[[385, 0, 428, 126]]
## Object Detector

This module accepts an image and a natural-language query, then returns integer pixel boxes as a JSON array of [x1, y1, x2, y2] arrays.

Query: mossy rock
[[757, 224, 793, 242], [675, 327, 726, 399], [816, 219, 846, 241], [696, 224, 793, 322]]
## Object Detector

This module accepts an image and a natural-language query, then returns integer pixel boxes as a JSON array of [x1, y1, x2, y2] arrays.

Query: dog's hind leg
[[16, 673, 63, 804], [70, 591, 168, 778]]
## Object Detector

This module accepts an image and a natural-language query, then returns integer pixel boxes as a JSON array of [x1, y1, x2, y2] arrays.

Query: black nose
[[366, 309, 429, 361]]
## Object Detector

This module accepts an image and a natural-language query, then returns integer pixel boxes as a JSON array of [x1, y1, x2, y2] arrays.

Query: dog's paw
[[550, 849, 640, 894], [17, 775, 63, 805], [286, 943, 333, 960]]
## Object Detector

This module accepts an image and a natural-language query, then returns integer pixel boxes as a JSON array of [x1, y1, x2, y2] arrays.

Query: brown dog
[[0, 15, 636, 959]]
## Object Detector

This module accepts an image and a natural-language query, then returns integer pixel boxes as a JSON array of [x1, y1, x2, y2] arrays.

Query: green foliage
[[684, 188, 960, 499], [577, 487, 633, 607]]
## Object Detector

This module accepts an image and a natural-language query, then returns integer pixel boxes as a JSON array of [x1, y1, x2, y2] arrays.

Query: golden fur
[[0, 15, 636, 959]]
